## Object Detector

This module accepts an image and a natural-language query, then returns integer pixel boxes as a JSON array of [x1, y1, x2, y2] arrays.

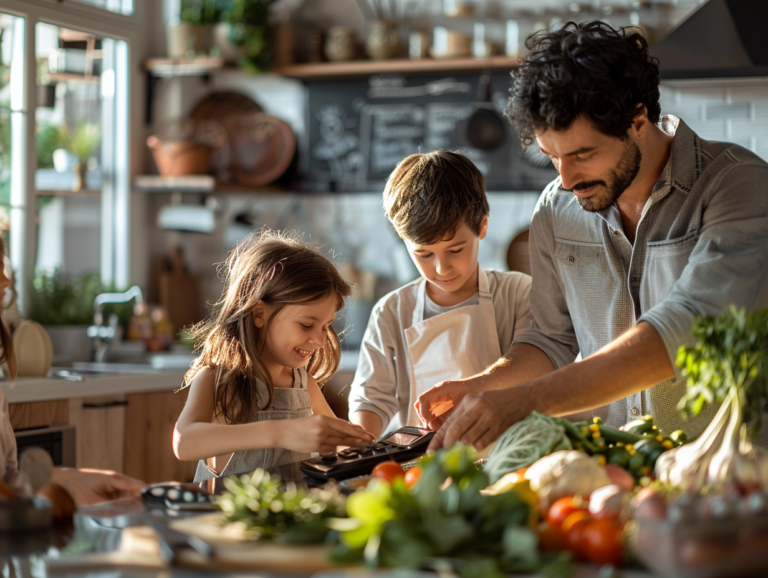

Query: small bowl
[[338, 475, 374, 494], [0, 496, 52, 533], [629, 513, 768, 578]]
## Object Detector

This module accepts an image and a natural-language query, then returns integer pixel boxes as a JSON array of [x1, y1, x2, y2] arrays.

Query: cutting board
[[47, 513, 334, 574], [156, 246, 202, 333]]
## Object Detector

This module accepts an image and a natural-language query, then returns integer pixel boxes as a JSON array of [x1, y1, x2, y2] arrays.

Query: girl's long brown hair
[[0, 236, 16, 382], [183, 229, 352, 424]]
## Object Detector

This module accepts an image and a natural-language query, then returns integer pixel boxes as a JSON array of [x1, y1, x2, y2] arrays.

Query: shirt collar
[[655, 115, 701, 195]]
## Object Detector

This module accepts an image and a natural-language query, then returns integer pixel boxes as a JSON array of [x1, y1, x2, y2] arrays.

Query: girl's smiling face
[[254, 293, 339, 373]]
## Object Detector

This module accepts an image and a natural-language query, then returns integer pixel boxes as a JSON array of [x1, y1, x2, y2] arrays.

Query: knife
[[148, 517, 216, 565]]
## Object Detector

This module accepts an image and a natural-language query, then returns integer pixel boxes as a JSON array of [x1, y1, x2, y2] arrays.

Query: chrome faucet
[[87, 286, 143, 363]]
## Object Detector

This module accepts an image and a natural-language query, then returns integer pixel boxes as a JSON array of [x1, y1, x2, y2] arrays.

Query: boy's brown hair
[[383, 150, 489, 245]]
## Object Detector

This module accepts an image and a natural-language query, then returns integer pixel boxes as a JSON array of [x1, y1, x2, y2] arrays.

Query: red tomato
[[371, 461, 404, 483], [403, 466, 422, 488], [562, 510, 591, 559], [547, 496, 589, 528], [582, 518, 625, 566], [535, 521, 566, 552]]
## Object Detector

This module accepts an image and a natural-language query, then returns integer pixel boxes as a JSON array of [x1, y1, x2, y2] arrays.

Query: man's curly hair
[[505, 21, 661, 147]]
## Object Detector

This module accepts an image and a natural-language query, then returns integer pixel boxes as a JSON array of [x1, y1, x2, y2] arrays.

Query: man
[[417, 21, 768, 451]]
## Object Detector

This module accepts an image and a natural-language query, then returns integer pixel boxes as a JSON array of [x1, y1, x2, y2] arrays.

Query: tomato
[[547, 496, 589, 528], [404, 466, 422, 488], [582, 518, 624, 566], [562, 510, 591, 559], [535, 521, 566, 552], [371, 461, 404, 483]]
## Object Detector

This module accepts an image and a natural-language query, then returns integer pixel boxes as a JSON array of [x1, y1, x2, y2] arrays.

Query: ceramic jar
[[366, 20, 401, 60], [325, 26, 358, 62]]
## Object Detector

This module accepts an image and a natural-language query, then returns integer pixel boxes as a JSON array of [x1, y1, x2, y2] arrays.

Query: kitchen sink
[[71, 353, 197, 375]]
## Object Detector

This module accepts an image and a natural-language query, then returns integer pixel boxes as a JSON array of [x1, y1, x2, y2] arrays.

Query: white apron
[[404, 267, 502, 432]]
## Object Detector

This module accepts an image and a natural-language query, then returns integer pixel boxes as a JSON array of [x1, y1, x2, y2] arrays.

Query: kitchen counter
[[1, 370, 187, 404]]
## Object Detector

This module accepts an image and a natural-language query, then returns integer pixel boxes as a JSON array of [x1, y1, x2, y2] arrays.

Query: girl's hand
[[278, 415, 374, 454]]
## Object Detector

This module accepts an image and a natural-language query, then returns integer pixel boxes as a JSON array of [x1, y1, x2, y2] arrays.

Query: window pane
[[35, 22, 105, 279], [68, 0, 133, 17], [0, 13, 24, 284]]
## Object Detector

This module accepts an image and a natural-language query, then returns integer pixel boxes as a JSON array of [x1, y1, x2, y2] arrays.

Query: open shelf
[[133, 175, 287, 194], [143, 56, 225, 77], [272, 55, 520, 79]]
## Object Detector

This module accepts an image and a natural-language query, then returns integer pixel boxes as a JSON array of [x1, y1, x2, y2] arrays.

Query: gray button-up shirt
[[514, 116, 768, 444]]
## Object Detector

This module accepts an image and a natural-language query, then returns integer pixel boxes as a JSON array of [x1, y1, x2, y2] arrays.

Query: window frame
[[0, 0, 140, 312]]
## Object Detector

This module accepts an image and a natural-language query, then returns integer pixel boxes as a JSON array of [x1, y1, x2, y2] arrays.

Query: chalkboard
[[302, 73, 558, 192]]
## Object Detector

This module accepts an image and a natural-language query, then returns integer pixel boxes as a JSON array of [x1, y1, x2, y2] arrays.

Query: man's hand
[[415, 378, 475, 430], [50, 467, 146, 505], [427, 388, 532, 452]]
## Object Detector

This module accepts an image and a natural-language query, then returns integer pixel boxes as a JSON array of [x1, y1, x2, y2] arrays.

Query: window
[[66, 0, 133, 17], [0, 0, 134, 311]]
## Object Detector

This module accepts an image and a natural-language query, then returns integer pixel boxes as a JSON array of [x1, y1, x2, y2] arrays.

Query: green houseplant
[[215, 0, 271, 72], [28, 269, 133, 362], [168, 0, 220, 58]]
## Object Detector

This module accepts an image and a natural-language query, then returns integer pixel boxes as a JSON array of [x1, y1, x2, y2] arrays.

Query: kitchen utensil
[[506, 228, 531, 275], [19, 448, 54, 493], [148, 518, 215, 565], [301, 426, 435, 481], [12, 321, 53, 377], [466, 74, 506, 151], [157, 247, 202, 334], [231, 112, 296, 187], [191, 92, 261, 177], [141, 482, 215, 511]]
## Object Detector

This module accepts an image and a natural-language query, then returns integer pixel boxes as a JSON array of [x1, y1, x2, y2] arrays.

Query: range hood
[[651, 0, 768, 79]]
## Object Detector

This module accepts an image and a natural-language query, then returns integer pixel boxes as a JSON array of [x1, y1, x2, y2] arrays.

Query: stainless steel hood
[[651, 0, 768, 79]]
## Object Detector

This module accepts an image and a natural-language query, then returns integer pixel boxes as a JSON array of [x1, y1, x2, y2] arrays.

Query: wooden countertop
[[1, 370, 187, 404]]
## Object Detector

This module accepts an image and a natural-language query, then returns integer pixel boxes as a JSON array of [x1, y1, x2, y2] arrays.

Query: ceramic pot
[[52, 149, 75, 173], [166, 23, 211, 58], [44, 325, 92, 363], [366, 20, 401, 60], [325, 27, 358, 62], [147, 135, 215, 177], [213, 23, 247, 63], [71, 161, 87, 192]]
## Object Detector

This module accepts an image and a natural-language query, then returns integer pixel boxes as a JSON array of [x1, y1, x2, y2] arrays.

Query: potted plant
[[167, 0, 219, 58], [28, 269, 133, 363], [60, 121, 100, 192], [215, 0, 271, 72]]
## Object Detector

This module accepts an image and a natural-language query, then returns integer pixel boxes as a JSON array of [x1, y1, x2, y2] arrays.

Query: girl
[[173, 230, 373, 487]]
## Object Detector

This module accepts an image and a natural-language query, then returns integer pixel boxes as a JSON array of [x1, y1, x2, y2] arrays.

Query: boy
[[348, 150, 532, 438]]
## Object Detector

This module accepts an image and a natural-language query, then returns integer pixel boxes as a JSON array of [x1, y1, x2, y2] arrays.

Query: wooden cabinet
[[68, 396, 126, 472], [123, 390, 197, 484], [9, 400, 69, 430]]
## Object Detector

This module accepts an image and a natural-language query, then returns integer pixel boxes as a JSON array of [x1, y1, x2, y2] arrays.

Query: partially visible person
[[348, 150, 532, 440], [418, 21, 768, 451], [0, 236, 145, 505], [174, 230, 372, 489]]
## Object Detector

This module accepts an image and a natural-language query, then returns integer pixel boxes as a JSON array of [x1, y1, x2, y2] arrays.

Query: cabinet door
[[9, 400, 69, 430], [69, 397, 126, 472], [123, 390, 197, 484]]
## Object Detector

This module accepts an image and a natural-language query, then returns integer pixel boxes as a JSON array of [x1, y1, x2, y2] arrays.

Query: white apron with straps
[[404, 267, 502, 438]]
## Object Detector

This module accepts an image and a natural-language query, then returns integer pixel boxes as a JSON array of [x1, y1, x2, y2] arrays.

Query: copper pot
[[146, 135, 214, 177]]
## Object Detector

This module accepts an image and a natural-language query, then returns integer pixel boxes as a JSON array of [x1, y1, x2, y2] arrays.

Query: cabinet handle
[[82, 400, 128, 409]]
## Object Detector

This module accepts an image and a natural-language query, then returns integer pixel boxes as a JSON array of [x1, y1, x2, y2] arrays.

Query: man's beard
[[571, 140, 642, 213]]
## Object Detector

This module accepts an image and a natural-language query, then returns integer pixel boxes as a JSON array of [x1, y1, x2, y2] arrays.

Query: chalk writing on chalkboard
[[312, 104, 364, 185]]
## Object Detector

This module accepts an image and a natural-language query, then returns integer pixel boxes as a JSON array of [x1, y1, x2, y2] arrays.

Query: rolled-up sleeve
[[512, 193, 580, 369], [639, 163, 768, 373], [348, 301, 401, 431]]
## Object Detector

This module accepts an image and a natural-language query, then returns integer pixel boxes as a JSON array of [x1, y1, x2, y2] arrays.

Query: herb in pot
[[217, 469, 345, 543], [655, 305, 768, 493]]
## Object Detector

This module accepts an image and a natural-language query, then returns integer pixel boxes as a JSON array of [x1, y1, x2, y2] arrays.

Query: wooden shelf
[[143, 56, 225, 77], [133, 175, 287, 194], [271, 55, 520, 79], [49, 72, 100, 84], [36, 189, 101, 197]]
